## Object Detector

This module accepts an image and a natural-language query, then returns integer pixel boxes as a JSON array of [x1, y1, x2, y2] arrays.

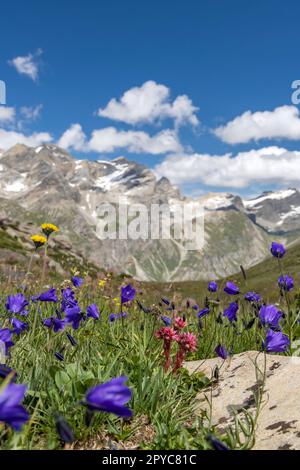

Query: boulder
[[185, 351, 300, 450]]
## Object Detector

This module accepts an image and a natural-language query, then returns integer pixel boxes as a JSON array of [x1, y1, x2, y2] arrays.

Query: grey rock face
[[244, 188, 300, 234]]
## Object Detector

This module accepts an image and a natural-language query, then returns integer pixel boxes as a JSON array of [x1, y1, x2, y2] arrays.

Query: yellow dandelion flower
[[98, 279, 107, 288], [71, 267, 80, 276], [41, 223, 59, 237], [31, 234, 47, 249], [113, 297, 121, 308]]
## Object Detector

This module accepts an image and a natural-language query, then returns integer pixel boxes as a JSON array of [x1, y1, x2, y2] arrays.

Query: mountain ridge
[[0, 143, 298, 281]]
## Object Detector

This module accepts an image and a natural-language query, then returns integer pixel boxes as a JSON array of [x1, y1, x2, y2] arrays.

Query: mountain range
[[0, 143, 299, 281]]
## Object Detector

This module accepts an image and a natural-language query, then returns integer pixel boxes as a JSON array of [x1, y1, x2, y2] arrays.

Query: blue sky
[[1, 0, 300, 197]]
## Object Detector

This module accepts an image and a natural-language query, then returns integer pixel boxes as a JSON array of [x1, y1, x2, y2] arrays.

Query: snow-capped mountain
[[244, 188, 300, 234], [198, 192, 245, 212], [0, 143, 279, 281]]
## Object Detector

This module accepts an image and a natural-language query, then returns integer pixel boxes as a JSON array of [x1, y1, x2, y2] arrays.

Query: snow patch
[[94, 163, 129, 191], [75, 160, 84, 170], [4, 180, 27, 192], [201, 194, 234, 211], [276, 205, 300, 225], [97, 159, 113, 165], [245, 189, 297, 208]]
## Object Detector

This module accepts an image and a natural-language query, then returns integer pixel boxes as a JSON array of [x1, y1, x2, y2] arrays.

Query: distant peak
[[113, 156, 129, 164], [197, 192, 243, 211], [6, 143, 30, 154], [35, 144, 70, 154], [157, 176, 171, 185], [244, 188, 299, 208]]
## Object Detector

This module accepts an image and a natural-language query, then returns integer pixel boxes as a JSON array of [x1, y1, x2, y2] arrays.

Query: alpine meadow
[[2, 0, 300, 456]]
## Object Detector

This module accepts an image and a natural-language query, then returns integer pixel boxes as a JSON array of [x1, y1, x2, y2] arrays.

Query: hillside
[[0, 143, 284, 282], [144, 240, 300, 304], [0, 209, 100, 284], [2, 143, 300, 284]]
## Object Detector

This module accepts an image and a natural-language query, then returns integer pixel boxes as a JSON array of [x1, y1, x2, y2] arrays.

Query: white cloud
[[97, 80, 199, 127], [58, 124, 182, 154], [20, 104, 43, 121], [58, 124, 87, 152], [9, 49, 42, 81], [0, 105, 42, 127], [214, 105, 300, 144], [155, 146, 300, 188], [0, 128, 52, 150], [89, 127, 182, 154], [0, 106, 16, 124]]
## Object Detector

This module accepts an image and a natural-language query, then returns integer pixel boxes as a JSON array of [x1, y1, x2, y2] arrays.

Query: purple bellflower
[[223, 302, 239, 322], [270, 241, 286, 258], [259, 305, 282, 329], [224, 281, 239, 295], [84, 376, 132, 418], [121, 284, 136, 304], [5, 293, 29, 316], [0, 383, 29, 430], [86, 304, 100, 320], [264, 329, 290, 353]]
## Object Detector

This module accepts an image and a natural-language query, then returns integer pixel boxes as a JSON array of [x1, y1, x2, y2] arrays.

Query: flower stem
[[41, 241, 48, 287], [278, 258, 292, 355]]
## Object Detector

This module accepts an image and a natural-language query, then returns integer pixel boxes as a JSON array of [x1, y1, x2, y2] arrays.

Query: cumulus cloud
[[154, 146, 300, 188], [0, 106, 16, 124], [214, 105, 300, 144], [20, 104, 43, 121], [9, 49, 43, 81], [0, 105, 42, 127], [0, 128, 52, 150], [88, 127, 182, 154], [57, 123, 87, 151], [97, 80, 199, 127], [58, 124, 182, 154]]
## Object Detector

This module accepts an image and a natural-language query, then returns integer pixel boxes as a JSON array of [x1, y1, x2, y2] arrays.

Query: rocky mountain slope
[[0, 198, 100, 284], [0, 143, 294, 281], [244, 188, 300, 235]]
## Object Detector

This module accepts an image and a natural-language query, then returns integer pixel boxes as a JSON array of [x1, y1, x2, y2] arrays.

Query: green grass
[[1, 255, 299, 450], [142, 240, 300, 304], [0, 286, 213, 450], [0, 229, 26, 253], [1, 237, 300, 450], [0, 227, 100, 285]]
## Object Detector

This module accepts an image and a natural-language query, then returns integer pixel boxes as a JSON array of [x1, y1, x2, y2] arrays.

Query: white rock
[[185, 351, 300, 450]]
